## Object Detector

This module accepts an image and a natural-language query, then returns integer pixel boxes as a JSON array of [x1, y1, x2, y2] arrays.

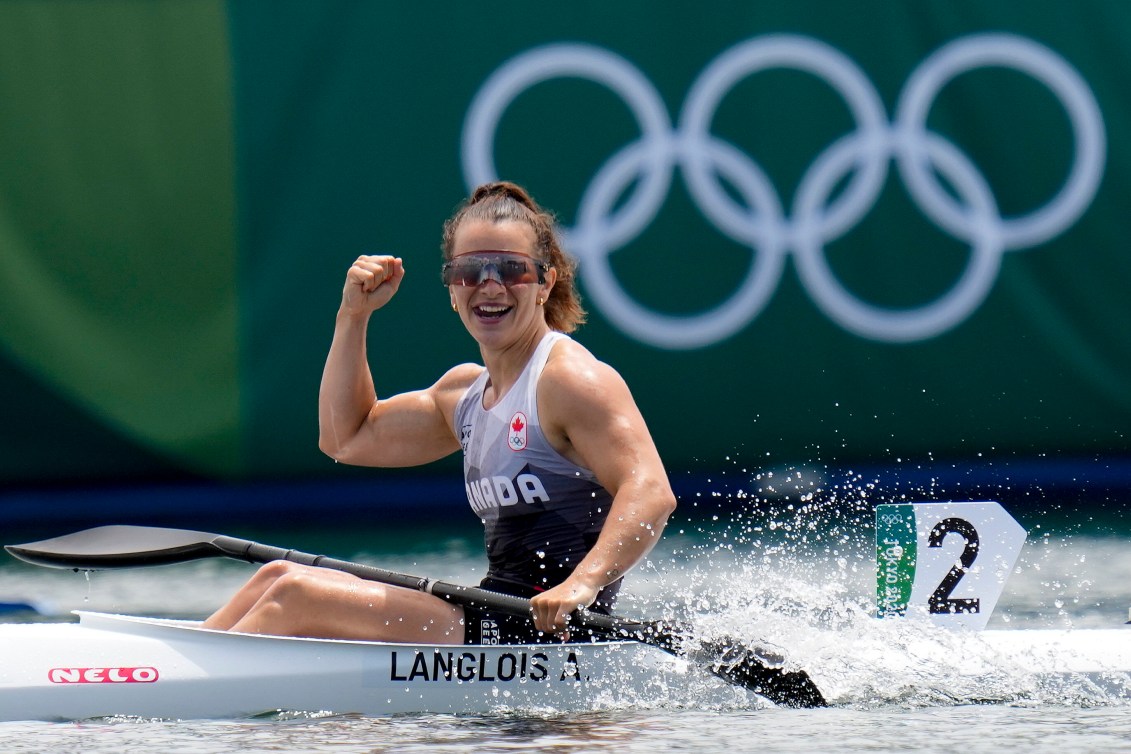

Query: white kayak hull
[[0, 612, 741, 722], [5, 612, 1131, 721]]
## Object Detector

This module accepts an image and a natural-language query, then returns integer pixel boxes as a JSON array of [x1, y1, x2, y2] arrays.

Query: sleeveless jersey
[[453, 331, 620, 608]]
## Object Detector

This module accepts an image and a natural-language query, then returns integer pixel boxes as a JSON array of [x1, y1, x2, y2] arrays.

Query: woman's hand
[[530, 576, 601, 640], [342, 255, 404, 315]]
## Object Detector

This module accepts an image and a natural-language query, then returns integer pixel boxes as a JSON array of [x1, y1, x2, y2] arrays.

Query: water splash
[[625, 465, 1131, 709]]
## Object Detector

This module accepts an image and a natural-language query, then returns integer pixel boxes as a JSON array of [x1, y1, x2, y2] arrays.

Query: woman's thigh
[[233, 564, 466, 643]]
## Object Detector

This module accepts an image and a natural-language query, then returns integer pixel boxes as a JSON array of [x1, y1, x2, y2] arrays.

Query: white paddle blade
[[876, 501, 1027, 630]]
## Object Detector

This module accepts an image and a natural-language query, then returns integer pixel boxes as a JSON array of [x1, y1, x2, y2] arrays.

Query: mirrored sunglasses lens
[[442, 259, 481, 286], [442, 256, 540, 286], [497, 259, 538, 285]]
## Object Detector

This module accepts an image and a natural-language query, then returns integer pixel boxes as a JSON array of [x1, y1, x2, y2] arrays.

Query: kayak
[[5, 611, 1131, 722], [0, 524, 829, 714], [0, 610, 749, 722]]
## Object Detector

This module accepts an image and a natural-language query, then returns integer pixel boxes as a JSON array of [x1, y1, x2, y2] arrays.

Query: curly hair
[[442, 181, 586, 333]]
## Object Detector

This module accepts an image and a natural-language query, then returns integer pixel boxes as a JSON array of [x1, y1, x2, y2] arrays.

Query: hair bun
[[471, 181, 536, 209]]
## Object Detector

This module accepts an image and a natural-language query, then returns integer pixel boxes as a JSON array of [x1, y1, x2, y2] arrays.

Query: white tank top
[[453, 331, 620, 605]]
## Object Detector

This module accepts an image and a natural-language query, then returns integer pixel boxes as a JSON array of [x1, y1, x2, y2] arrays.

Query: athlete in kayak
[[204, 182, 677, 644]]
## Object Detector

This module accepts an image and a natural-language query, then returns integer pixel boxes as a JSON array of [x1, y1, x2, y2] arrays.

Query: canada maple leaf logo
[[507, 412, 528, 451]]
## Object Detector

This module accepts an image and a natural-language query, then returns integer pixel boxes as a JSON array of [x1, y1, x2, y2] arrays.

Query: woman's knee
[[261, 567, 315, 602], [260, 566, 366, 611], [252, 560, 313, 590]]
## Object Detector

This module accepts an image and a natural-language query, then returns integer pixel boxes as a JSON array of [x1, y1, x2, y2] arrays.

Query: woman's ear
[[541, 266, 558, 302]]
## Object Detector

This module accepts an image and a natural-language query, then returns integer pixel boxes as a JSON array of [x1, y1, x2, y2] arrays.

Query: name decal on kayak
[[48, 666, 159, 684], [390, 650, 563, 683]]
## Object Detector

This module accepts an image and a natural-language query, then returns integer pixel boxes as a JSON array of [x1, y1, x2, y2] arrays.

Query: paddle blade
[[704, 640, 827, 708], [5, 525, 228, 570], [625, 621, 826, 708]]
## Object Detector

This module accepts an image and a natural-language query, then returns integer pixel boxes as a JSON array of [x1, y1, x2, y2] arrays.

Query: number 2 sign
[[875, 502, 1027, 630]]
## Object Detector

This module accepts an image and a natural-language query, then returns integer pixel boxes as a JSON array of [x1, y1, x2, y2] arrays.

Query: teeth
[[477, 305, 509, 313]]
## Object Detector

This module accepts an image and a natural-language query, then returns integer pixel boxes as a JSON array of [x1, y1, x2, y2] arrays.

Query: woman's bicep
[[329, 365, 478, 468], [545, 360, 670, 500]]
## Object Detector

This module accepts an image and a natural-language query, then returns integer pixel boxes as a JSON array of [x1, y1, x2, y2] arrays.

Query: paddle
[[5, 524, 826, 707]]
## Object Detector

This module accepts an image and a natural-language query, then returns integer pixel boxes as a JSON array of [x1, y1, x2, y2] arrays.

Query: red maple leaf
[[511, 415, 525, 432]]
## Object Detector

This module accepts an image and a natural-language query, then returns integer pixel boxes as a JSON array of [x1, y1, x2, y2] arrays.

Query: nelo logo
[[48, 666, 159, 684]]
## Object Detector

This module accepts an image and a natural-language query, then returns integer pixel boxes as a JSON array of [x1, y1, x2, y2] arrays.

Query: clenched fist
[[342, 255, 405, 315]]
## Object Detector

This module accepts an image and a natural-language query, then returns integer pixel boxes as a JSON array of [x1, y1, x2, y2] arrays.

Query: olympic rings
[[461, 33, 1106, 347], [878, 512, 909, 527]]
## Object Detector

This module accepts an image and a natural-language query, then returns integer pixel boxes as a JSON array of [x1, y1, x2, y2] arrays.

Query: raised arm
[[530, 342, 678, 634], [318, 255, 478, 468]]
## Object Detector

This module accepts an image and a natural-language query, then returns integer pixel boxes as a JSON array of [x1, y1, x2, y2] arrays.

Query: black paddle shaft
[[4, 525, 634, 636], [6, 525, 826, 707]]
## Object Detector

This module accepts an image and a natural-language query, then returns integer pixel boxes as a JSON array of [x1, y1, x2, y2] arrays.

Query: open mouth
[[472, 304, 513, 321]]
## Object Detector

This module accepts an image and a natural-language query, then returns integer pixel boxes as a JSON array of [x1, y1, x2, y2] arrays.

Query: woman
[[204, 182, 677, 644]]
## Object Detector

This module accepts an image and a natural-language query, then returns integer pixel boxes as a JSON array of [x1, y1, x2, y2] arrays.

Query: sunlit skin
[[205, 217, 676, 642]]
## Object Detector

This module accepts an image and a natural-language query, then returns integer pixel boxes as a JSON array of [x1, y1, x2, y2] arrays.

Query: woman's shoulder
[[432, 362, 486, 406], [437, 362, 486, 391], [432, 362, 486, 422], [542, 337, 629, 398]]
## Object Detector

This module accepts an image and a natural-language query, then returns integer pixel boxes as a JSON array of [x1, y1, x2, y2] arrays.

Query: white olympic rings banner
[[461, 33, 1106, 348]]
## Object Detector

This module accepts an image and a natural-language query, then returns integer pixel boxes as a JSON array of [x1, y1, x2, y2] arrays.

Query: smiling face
[[448, 219, 556, 352]]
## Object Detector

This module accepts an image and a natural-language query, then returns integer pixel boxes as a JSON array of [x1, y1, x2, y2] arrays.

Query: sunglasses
[[441, 252, 549, 287]]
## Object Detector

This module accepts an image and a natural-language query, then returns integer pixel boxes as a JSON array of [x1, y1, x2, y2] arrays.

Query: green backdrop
[[1, 1, 1127, 505]]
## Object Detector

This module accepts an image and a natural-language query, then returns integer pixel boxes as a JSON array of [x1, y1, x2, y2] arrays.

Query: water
[[2, 497, 1130, 753], [6, 706, 1131, 753]]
